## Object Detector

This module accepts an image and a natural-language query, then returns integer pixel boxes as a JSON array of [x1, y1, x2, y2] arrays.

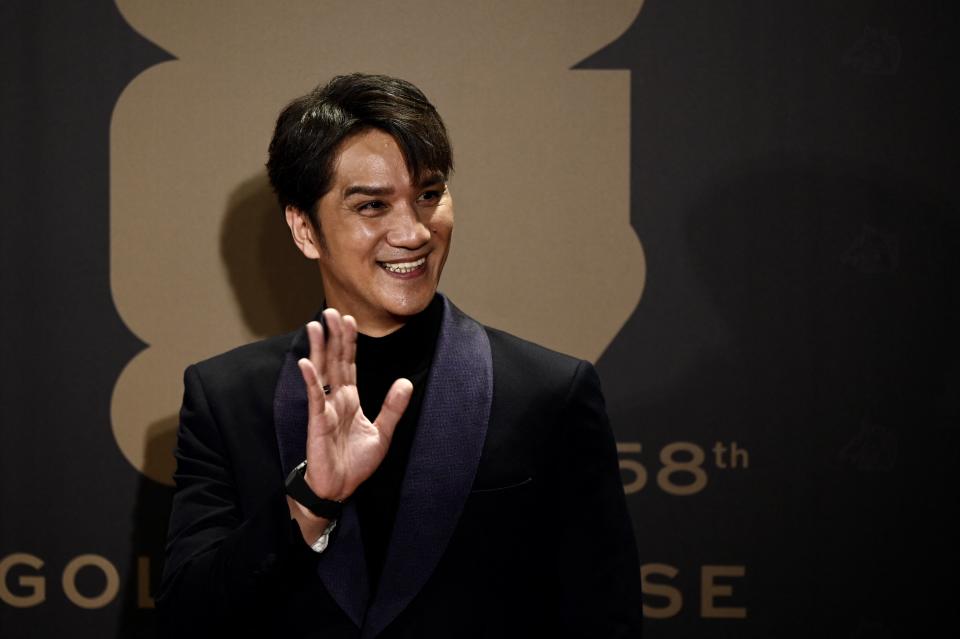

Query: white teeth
[[380, 257, 426, 274]]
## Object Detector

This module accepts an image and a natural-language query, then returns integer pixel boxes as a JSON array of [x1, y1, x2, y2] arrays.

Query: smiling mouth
[[378, 256, 427, 274]]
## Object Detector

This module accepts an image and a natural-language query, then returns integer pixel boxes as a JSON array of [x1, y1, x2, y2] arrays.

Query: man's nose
[[386, 202, 431, 248]]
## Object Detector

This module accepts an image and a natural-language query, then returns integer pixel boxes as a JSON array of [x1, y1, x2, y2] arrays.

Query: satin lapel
[[362, 296, 494, 639], [273, 335, 370, 629]]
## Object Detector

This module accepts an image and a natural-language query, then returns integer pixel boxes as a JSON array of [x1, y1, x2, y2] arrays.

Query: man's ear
[[285, 205, 321, 259]]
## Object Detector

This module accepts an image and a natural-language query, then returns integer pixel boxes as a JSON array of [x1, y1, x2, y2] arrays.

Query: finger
[[305, 321, 326, 386], [342, 315, 358, 385], [334, 311, 349, 386], [297, 357, 326, 419], [374, 378, 413, 444], [323, 308, 344, 387]]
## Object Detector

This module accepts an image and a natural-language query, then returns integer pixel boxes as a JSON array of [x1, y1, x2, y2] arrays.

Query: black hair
[[266, 73, 453, 223]]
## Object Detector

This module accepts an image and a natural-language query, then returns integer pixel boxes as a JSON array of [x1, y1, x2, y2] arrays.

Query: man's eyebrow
[[343, 184, 394, 198], [342, 176, 445, 198], [419, 174, 445, 188]]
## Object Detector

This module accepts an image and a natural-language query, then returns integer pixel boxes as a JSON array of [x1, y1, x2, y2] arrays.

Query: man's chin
[[384, 289, 438, 319], [349, 288, 438, 336]]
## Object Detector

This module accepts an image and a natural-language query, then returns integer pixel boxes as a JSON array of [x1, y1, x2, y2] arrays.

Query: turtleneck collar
[[354, 294, 444, 381]]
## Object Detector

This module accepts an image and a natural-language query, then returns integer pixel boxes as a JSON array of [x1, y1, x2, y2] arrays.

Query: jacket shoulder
[[188, 331, 296, 396], [483, 325, 589, 397]]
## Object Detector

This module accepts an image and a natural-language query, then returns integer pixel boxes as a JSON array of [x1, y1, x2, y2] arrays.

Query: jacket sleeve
[[156, 364, 314, 635], [548, 360, 643, 637]]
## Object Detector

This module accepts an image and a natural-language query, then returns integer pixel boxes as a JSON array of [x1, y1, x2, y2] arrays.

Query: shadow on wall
[[122, 176, 318, 488], [116, 176, 322, 637], [141, 416, 178, 484], [118, 415, 178, 637], [220, 174, 322, 336]]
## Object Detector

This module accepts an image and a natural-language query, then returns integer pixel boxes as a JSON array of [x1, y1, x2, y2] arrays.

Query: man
[[158, 73, 642, 638]]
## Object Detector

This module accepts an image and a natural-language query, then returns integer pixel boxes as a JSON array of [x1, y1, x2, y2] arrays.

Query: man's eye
[[358, 200, 386, 212], [418, 190, 442, 203]]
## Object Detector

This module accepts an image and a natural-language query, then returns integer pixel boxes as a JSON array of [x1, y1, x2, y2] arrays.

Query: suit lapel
[[273, 296, 494, 637], [362, 296, 493, 639], [274, 334, 370, 629]]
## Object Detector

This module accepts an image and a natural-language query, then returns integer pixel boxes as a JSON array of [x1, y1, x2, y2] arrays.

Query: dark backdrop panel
[[587, 1, 959, 635], [1, 1, 169, 637]]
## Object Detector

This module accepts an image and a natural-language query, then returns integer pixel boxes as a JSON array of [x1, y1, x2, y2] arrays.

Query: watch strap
[[285, 461, 343, 519]]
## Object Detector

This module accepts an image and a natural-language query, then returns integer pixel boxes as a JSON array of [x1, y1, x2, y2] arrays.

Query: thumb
[[374, 378, 413, 443]]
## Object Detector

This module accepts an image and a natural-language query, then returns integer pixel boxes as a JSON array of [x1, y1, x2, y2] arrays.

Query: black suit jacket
[[158, 296, 642, 638]]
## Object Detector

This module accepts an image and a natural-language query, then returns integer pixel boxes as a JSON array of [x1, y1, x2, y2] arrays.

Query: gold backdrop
[[109, 0, 646, 484]]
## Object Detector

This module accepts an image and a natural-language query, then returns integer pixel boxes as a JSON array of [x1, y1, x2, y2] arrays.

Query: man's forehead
[[331, 129, 446, 191]]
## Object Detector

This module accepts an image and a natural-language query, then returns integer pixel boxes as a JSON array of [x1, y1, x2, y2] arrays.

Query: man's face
[[287, 128, 453, 336]]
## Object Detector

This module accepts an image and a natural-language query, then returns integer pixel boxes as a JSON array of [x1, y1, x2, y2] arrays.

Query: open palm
[[298, 309, 413, 503]]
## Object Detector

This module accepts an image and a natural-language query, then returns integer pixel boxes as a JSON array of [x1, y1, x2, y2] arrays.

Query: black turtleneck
[[350, 294, 443, 594]]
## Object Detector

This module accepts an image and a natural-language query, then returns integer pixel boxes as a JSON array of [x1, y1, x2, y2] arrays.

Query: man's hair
[[266, 73, 453, 222]]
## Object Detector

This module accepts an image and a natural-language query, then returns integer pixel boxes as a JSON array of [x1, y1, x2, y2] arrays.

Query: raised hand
[[296, 308, 413, 506]]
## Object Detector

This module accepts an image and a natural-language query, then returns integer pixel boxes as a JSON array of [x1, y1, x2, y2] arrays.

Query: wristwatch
[[285, 461, 342, 553], [285, 460, 343, 518]]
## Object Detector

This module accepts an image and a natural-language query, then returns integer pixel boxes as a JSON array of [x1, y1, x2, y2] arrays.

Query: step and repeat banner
[[2, 1, 957, 637]]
